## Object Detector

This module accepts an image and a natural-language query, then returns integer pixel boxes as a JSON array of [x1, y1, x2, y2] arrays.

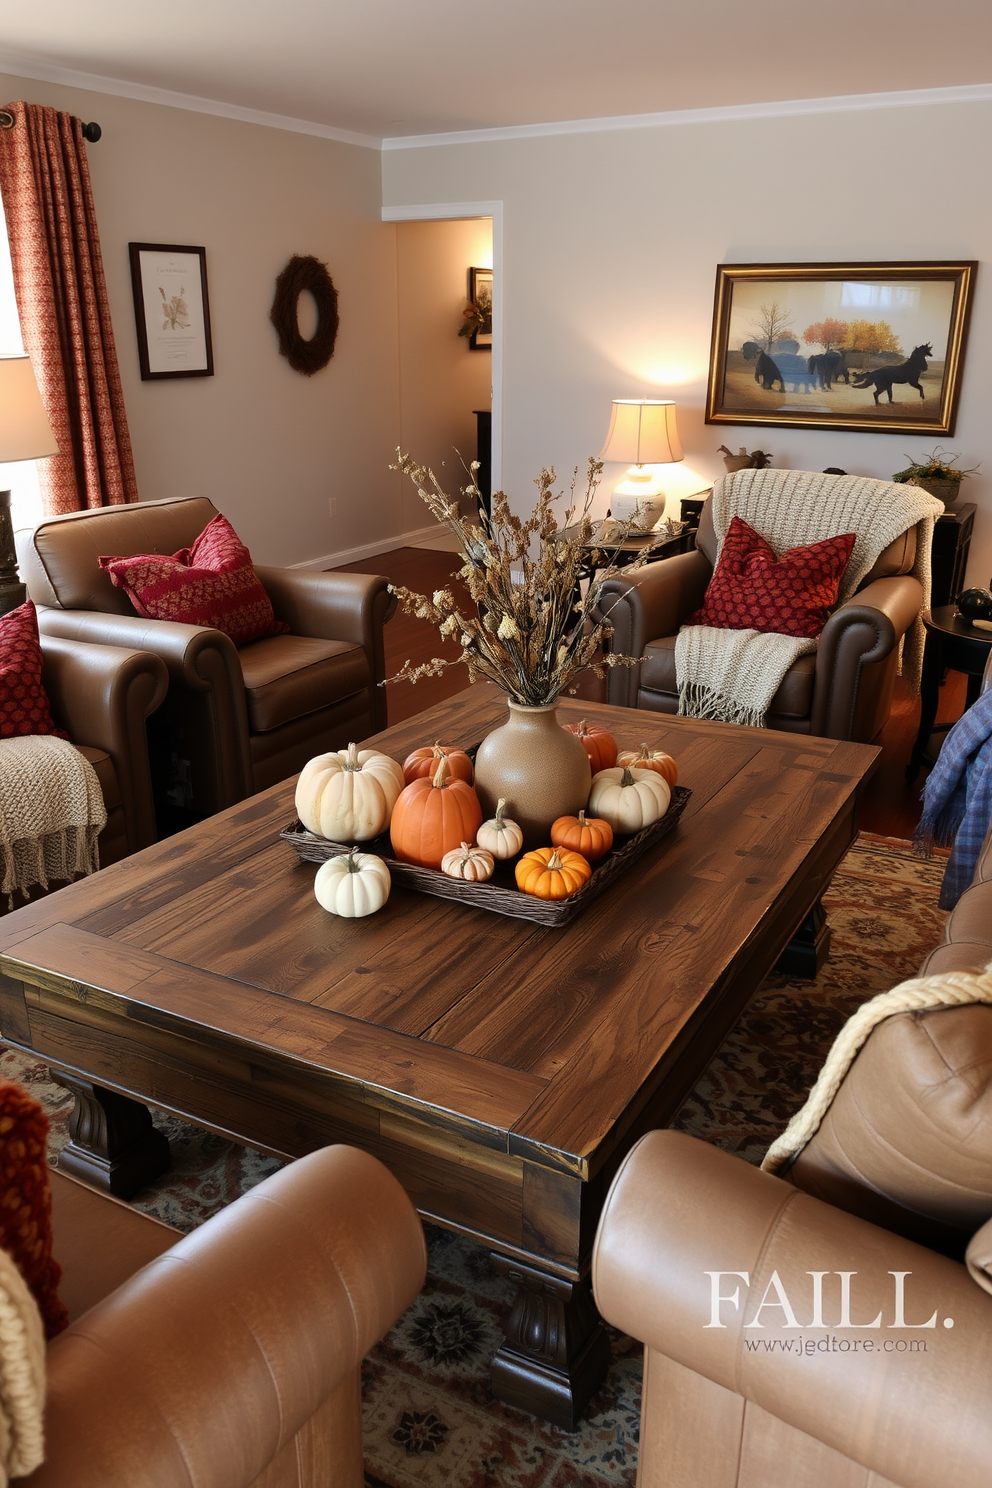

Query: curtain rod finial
[[81, 122, 101, 143]]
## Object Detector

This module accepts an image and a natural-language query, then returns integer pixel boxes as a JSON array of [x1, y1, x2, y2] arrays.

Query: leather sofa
[[597, 493, 924, 742], [18, 498, 395, 820], [40, 634, 167, 865], [592, 826, 992, 1488], [26, 1143, 427, 1488]]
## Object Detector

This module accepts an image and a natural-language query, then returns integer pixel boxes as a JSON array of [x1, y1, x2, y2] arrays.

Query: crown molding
[[381, 81, 992, 149], [0, 52, 381, 149]]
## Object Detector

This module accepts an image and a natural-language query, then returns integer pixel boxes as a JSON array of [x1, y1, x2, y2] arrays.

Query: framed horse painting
[[705, 261, 976, 435]]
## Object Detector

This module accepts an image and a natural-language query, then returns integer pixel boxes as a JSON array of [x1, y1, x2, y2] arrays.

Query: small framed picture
[[469, 267, 493, 351], [128, 243, 214, 380], [705, 260, 976, 435]]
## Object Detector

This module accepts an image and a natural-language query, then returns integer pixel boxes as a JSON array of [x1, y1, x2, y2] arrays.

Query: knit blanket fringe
[[0, 1245, 45, 1484], [677, 469, 943, 728], [761, 963, 992, 1175], [0, 737, 106, 906]]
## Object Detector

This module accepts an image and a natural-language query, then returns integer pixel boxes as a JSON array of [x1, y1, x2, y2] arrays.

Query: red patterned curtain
[[0, 102, 137, 514]]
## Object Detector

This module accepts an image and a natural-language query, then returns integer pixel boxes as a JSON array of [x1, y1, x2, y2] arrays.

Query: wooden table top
[[0, 686, 878, 1189]]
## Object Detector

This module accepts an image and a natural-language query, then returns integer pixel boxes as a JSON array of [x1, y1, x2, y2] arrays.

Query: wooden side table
[[907, 604, 992, 780]]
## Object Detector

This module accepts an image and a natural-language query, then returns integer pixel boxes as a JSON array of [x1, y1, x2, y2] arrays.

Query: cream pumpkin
[[296, 742, 404, 841], [441, 841, 495, 882], [476, 799, 524, 861], [588, 765, 671, 834], [314, 849, 391, 917]]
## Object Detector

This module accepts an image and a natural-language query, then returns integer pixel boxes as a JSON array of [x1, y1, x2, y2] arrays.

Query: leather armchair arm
[[809, 574, 923, 739], [256, 568, 396, 731], [41, 636, 168, 854], [596, 550, 712, 707], [35, 608, 253, 805], [33, 1146, 427, 1488], [593, 1130, 992, 1488]]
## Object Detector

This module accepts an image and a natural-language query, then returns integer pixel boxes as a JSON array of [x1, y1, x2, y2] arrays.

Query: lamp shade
[[0, 356, 58, 464], [599, 399, 683, 467]]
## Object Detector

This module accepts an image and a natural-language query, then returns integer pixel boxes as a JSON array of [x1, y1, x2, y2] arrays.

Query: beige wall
[[395, 218, 492, 528], [383, 100, 992, 584], [0, 69, 402, 567]]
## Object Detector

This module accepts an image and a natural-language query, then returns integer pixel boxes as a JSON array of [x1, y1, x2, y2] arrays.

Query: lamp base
[[610, 491, 666, 532], [0, 493, 25, 616]]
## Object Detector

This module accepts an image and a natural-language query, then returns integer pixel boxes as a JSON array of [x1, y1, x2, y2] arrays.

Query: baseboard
[[290, 524, 457, 570]]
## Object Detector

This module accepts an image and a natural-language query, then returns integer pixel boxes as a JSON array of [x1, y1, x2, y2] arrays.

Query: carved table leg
[[774, 900, 831, 979], [52, 1073, 171, 1199], [490, 1255, 612, 1430]]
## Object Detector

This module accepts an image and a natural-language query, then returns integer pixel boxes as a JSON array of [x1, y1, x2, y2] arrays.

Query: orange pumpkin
[[565, 718, 617, 773], [515, 846, 592, 900], [390, 757, 483, 869], [402, 741, 474, 786], [615, 743, 678, 788], [550, 810, 614, 863]]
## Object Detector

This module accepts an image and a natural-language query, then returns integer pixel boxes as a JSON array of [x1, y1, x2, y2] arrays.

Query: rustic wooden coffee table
[[0, 685, 877, 1426]]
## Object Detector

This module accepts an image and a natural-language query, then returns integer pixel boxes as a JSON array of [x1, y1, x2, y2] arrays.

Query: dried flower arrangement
[[387, 452, 666, 706]]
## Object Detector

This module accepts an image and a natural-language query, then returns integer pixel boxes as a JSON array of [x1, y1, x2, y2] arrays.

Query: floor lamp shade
[[0, 356, 59, 464]]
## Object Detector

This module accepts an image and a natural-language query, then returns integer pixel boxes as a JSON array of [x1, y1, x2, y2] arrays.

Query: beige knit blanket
[[0, 1246, 45, 1483], [0, 737, 106, 905], [762, 963, 992, 1175], [676, 469, 943, 727]]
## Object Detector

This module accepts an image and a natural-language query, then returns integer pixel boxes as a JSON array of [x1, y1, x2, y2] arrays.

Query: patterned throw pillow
[[686, 516, 857, 639], [0, 600, 63, 739], [0, 1080, 67, 1338], [99, 514, 290, 647]]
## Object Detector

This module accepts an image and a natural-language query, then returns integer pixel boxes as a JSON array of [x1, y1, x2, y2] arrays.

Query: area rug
[[0, 832, 948, 1488]]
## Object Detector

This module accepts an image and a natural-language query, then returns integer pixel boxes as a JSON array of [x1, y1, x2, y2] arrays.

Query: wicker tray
[[280, 785, 690, 927]]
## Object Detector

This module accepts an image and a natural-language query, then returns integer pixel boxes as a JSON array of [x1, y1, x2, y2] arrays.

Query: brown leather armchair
[[18, 497, 395, 820], [597, 495, 925, 742], [26, 1143, 427, 1488], [40, 634, 167, 865], [592, 829, 992, 1488]]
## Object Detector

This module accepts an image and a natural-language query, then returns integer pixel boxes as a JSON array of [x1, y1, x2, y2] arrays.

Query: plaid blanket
[[914, 687, 992, 909]]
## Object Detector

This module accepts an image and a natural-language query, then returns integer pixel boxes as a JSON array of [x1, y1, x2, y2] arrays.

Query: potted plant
[[891, 448, 979, 506]]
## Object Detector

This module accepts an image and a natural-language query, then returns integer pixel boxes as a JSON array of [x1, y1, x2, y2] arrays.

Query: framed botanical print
[[128, 242, 214, 380]]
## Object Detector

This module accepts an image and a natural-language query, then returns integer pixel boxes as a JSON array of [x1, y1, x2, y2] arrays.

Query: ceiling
[[0, 0, 989, 143]]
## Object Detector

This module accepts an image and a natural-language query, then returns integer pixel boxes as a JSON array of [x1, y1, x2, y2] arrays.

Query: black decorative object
[[956, 588, 992, 624], [269, 255, 339, 376]]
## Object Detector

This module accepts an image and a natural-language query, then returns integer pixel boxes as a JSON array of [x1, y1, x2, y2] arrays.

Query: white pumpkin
[[314, 849, 391, 917], [476, 798, 524, 861], [587, 765, 671, 834], [296, 742, 404, 841], [441, 841, 495, 882]]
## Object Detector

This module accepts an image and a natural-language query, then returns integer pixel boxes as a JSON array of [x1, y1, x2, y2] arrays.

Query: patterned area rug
[[0, 832, 948, 1488]]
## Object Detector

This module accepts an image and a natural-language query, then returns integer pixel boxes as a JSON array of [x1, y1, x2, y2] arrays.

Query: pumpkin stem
[[346, 847, 362, 873], [620, 766, 636, 786], [577, 810, 587, 824], [344, 741, 360, 772], [638, 743, 651, 757], [577, 719, 589, 735], [494, 798, 506, 826], [547, 848, 564, 871], [431, 756, 450, 789]]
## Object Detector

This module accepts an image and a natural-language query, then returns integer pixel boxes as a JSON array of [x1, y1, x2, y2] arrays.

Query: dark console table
[[931, 503, 975, 607]]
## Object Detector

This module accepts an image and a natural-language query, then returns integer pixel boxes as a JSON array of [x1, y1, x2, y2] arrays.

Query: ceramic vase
[[473, 701, 592, 847]]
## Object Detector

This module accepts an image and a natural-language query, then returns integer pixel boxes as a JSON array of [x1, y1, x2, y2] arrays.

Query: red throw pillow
[[99, 514, 290, 647], [0, 1080, 68, 1338], [686, 516, 857, 639], [0, 600, 64, 739]]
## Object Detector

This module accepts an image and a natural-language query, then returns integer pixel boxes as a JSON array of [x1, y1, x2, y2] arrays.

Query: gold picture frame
[[705, 261, 976, 435]]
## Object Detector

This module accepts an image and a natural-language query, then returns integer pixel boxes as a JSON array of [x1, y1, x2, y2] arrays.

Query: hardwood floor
[[331, 546, 967, 840]]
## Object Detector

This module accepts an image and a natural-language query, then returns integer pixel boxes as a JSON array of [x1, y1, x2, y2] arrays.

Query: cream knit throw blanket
[[762, 963, 992, 1175], [0, 1246, 45, 1483], [676, 469, 943, 728], [0, 737, 106, 905]]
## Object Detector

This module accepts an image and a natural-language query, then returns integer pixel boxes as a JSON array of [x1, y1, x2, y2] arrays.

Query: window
[[0, 195, 44, 532]]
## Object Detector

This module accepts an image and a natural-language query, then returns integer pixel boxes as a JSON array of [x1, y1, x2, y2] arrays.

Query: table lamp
[[598, 399, 683, 531], [0, 355, 58, 615]]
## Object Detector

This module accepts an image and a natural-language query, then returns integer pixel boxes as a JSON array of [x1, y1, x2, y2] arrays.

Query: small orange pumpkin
[[564, 718, 617, 773], [402, 741, 474, 786], [550, 810, 614, 863], [390, 757, 483, 869], [615, 743, 678, 788], [515, 846, 592, 900]]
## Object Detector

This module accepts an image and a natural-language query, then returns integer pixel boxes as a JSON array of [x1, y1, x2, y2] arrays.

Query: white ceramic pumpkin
[[587, 765, 671, 834], [314, 849, 391, 917], [441, 841, 495, 882], [476, 799, 524, 861], [296, 742, 404, 841]]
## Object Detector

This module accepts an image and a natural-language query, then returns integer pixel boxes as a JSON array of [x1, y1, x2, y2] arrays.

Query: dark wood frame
[[128, 242, 214, 380], [469, 266, 493, 350], [705, 260, 975, 435]]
